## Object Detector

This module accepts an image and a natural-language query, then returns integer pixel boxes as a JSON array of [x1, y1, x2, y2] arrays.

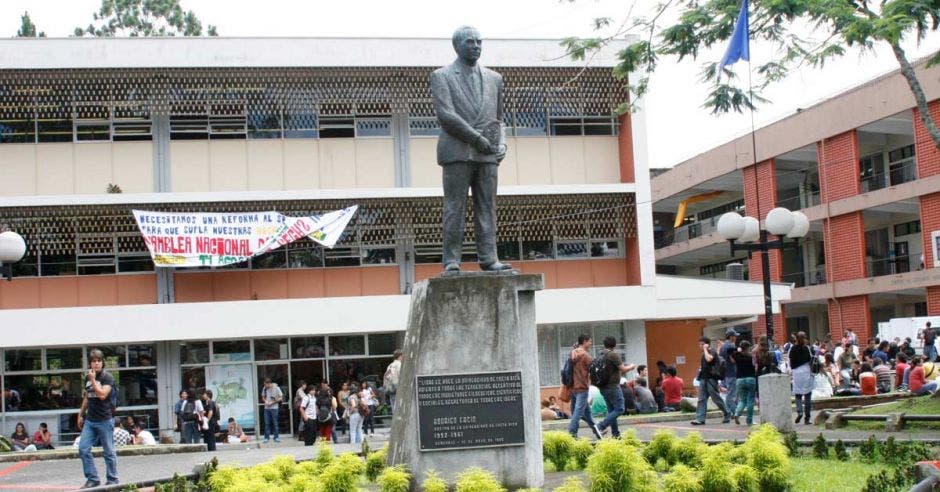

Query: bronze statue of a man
[[431, 25, 511, 273]]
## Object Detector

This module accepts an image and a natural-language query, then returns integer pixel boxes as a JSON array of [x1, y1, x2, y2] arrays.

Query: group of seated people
[[10, 422, 54, 452], [810, 335, 937, 397], [110, 416, 157, 446]]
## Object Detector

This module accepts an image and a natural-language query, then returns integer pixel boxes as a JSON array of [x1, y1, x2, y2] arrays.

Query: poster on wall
[[206, 364, 255, 429], [933, 230, 940, 268], [132, 206, 358, 268]]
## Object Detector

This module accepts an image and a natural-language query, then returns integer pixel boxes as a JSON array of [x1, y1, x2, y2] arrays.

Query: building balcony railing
[[860, 160, 918, 193], [866, 254, 921, 277], [776, 191, 821, 211], [781, 265, 827, 288], [654, 216, 721, 249]]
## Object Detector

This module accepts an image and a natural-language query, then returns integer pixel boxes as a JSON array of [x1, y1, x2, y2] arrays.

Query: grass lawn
[[791, 458, 887, 491], [844, 394, 940, 430]]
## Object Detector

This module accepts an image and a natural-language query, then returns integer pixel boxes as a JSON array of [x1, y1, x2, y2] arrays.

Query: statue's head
[[452, 25, 482, 65]]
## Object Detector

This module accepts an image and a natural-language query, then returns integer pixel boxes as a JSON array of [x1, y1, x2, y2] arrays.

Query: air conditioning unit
[[725, 263, 745, 281]]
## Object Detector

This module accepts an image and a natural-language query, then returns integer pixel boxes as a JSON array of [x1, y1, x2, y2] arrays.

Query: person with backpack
[[922, 321, 937, 362], [790, 331, 815, 425], [690, 337, 731, 426], [179, 389, 203, 444], [565, 335, 602, 439], [299, 385, 319, 446], [315, 384, 337, 443], [594, 337, 635, 438], [344, 384, 365, 444], [719, 329, 739, 416], [200, 389, 220, 451], [260, 378, 284, 444], [77, 349, 119, 488]]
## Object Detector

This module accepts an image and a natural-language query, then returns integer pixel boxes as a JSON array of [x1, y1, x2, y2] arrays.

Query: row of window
[[0, 112, 619, 144], [179, 334, 400, 365]]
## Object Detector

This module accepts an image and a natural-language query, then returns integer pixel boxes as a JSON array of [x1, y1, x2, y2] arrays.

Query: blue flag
[[718, 0, 750, 74]]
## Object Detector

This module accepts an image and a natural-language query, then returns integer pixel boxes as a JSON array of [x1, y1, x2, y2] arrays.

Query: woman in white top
[[360, 383, 377, 436]]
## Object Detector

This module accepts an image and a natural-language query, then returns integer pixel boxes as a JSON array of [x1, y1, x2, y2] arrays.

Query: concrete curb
[[0, 443, 207, 463], [541, 411, 727, 431]]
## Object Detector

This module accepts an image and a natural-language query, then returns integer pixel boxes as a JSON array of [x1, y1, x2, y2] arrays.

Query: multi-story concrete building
[[652, 57, 940, 346], [0, 37, 786, 443]]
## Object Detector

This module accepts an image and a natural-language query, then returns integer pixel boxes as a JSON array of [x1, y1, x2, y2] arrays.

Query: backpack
[[181, 401, 197, 422], [358, 399, 371, 418], [109, 380, 119, 416], [560, 355, 575, 388], [588, 355, 612, 387], [316, 393, 332, 423]]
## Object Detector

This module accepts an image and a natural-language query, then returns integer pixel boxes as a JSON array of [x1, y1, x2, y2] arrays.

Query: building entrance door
[[256, 363, 290, 439]]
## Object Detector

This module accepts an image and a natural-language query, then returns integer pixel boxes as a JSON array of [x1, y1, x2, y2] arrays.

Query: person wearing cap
[[719, 328, 740, 415]]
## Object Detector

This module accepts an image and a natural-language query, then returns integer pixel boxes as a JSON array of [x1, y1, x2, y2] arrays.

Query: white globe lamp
[[738, 216, 761, 243], [717, 212, 746, 240], [0, 231, 26, 264], [786, 211, 810, 239], [765, 207, 796, 236]]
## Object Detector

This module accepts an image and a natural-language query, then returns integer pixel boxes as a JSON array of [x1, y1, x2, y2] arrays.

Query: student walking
[[77, 349, 118, 489], [566, 335, 602, 439], [690, 337, 731, 425], [731, 340, 757, 425]]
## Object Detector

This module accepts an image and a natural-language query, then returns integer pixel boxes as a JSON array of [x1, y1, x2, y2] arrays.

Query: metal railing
[[867, 254, 919, 277], [775, 191, 821, 211], [654, 216, 721, 248], [860, 160, 918, 192], [780, 265, 827, 288]]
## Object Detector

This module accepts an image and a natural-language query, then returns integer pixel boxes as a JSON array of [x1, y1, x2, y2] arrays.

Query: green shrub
[[320, 453, 365, 492], [316, 442, 334, 467], [377, 465, 412, 492], [812, 433, 829, 459], [365, 446, 389, 482], [859, 435, 880, 462], [740, 424, 791, 492], [207, 466, 240, 491], [422, 470, 448, 492], [286, 473, 319, 492], [699, 443, 739, 492], [674, 432, 706, 468], [570, 438, 594, 470], [455, 467, 506, 492], [654, 457, 671, 473], [619, 429, 643, 448], [542, 431, 575, 471], [663, 464, 703, 492], [644, 429, 679, 466], [554, 476, 587, 492], [586, 439, 658, 492], [783, 432, 800, 457], [729, 465, 759, 492], [297, 460, 324, 477], [834, 439, 849, 461]]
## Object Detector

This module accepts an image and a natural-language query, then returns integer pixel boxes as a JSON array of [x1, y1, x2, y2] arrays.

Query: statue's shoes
[[481, 261, 512, 271], [444, 262, 461, 272]]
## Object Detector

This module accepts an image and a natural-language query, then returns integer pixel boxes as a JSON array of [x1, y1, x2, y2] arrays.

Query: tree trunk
[[890, 42, 940, 149]]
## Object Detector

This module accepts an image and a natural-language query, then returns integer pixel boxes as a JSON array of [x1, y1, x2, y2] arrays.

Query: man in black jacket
[[691, 336, 731, 425]]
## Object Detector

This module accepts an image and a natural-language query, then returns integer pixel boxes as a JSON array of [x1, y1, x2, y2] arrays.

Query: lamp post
[[0, 231, 27, 282], [717, 208, 809, 347]]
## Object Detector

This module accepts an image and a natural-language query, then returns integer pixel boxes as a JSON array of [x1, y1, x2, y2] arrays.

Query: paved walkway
[[3, 416, 940, 491]]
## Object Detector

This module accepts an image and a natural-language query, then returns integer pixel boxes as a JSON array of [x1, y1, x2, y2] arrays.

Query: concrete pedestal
[[758, 373, 793, 433], [388, 273, 544, 489]]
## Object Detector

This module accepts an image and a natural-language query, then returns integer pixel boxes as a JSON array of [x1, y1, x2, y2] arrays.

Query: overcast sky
[[4, 0, 940, 168]]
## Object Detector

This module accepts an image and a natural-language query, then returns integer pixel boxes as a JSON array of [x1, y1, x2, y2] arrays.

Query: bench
[[820, 410, 940, 431]]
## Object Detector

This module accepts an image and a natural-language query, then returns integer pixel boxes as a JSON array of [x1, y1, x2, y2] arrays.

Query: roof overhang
[[0, 37, 633, 70]]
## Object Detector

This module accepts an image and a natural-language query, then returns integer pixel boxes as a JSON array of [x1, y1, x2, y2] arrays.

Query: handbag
[[557, 384, 571, 403]]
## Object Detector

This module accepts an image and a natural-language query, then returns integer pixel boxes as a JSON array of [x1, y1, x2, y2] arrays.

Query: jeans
[[915, 381, 938, 396], [79, 419, 118, 485], [903, 367, 911, 387], [181, 421, 199, 444], [723, 376, 737, 414], [695, 378, 729, 422], [926, 344, 938, 362], [795, 392, 812, 421], [388, 394, 396, 414], [734, 377, 757, 425], [263, 407, 279, 440], [349, 413, 364, 444], [567, 390, 597, 437], [598, 387, 625, 437]]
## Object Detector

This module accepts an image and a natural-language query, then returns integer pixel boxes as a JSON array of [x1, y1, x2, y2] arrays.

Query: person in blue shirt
[[872, 340, 890, 364]]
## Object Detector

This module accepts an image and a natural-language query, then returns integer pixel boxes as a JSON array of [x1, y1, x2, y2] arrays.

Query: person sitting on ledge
[[540, 400, 557, 421], [32, 423, 54, 450], [547, 396, 569, 419], [909, 356, 938, 396], [226, 418, 248, 444]]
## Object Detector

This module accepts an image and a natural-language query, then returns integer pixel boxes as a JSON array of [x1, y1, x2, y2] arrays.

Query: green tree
[[16, 11, 45, 37], [74, 0, 218, 37], [562, 0, 940, 147]]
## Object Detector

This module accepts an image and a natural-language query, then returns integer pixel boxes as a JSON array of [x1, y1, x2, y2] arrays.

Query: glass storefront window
[[523, 240, 554, 260], [181, 367, 206, 393], [557, 241, 589, 259], [497, 241, 521, 261], [327, 357, 392, 390], [4, 373, 83, 411], [5, 349, 42, 372], [46, 348, 83, 371], [329, 336, 365, 356], [591, 240, 621, 257], [255, 339, 288, 361], [362, 247, 396, 265], [180, 342, 209, 364], [368, 333, 399, 356], [114, 370, 158, 406], [213, 341, 251, 362], [291, 337, 326, 359], [98, 345, 127, 369], [128, 345, 156, 367]]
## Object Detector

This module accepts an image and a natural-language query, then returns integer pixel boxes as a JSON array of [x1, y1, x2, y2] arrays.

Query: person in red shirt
[[661, 366, 684, 412], [909, 356, 938, 396], [858, 363, 877, 396], [895, 353, 910, 390]]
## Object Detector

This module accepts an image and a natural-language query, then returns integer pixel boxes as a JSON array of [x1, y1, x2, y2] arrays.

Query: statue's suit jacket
[[430, 61, 504, 166]]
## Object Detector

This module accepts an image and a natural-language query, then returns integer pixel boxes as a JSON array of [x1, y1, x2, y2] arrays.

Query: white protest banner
[[132, 206, 358, 268]]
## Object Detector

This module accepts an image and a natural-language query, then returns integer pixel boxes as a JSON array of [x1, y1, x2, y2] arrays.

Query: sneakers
[[81, 481, 100, 489], [690, 420, 705, 426], [591, 424, 603, 439], [733, 414, 741, 425], [795, 414, 803, 424], [106, 480, 120, 486], [273, 438, 281, 443], [721, 417, 731, 424], [263, 438, 269, 443]]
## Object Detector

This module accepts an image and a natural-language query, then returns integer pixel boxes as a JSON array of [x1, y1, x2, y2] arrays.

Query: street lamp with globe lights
[[0, 231, 27, 282], [717, 207, 810, 347]]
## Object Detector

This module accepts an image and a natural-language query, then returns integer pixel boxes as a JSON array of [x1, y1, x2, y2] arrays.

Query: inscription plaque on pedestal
[[416, 371, 525, 451]]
